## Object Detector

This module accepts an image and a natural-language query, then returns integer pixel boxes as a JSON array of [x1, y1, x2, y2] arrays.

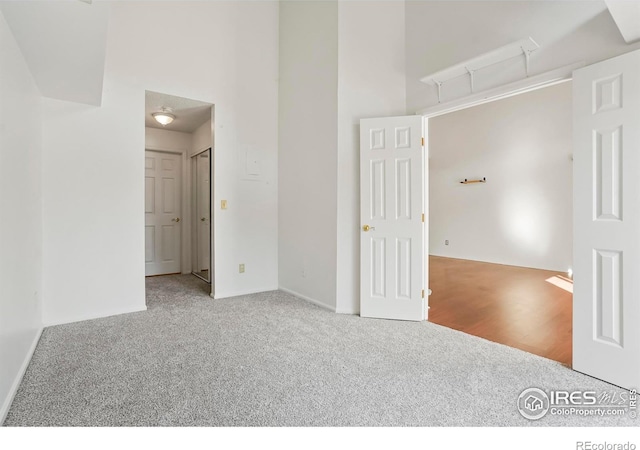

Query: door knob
[[172, 217, 180, 222], [362, 225, 375, 232], [201, 217, 206, 222]]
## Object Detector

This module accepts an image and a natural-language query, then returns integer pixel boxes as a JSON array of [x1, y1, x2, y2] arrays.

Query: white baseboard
[[335, 307, 359, 315], [0, 327, 43, 426], [44, 305, 147, 327], [212, 286, 279, 300], [278, 286, 335, 312]]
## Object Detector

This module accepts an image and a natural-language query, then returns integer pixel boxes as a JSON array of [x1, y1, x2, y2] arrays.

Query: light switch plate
[[221, 200, 228, 210]]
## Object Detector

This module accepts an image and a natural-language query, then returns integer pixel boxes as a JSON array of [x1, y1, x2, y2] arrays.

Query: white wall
[[429, 82, 573, 272], [0, 10, 43, 423], [145, 127, 192, 153], [406, 1, 640, 114], [278, 1, 407, 313], [192, 118, 212, 155], [42, 1, 279, 325], [278, 1, 339, 310], [335, 1, 407, 314]]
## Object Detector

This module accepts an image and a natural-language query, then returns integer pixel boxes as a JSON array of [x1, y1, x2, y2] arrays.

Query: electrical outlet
[[239, 263, 245, 273], [445, 240, 449, 246]]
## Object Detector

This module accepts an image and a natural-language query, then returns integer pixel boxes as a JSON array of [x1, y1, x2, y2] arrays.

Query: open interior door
[[360, 116, 426, 321], [573, 49, 640, 389]]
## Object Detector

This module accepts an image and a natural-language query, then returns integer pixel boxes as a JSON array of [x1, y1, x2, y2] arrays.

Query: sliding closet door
[[191, 149, 211, 282]]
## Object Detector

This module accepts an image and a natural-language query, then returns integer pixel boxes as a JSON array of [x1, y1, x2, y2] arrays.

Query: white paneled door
[[573, 50, 640, 389], [360, 116, 426, 321], [145, 151, 182, 276]]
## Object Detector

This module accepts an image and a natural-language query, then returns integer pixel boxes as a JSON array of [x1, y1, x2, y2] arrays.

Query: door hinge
[[421, 289, 425, 298], [422, 213, 425, 223], [421, 137, 425, 147]]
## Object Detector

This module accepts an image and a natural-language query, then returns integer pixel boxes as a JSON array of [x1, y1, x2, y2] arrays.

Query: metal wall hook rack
[[460, 177, 486, 184], [420, 37, 540, 103]]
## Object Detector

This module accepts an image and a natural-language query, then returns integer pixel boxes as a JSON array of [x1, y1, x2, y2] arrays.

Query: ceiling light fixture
[[152, 107, 175, 126]]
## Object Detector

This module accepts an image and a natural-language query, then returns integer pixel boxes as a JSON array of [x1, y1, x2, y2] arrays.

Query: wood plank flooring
[[428, 256, 572, 367]]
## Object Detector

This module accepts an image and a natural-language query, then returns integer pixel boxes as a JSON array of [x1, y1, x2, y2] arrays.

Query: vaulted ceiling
[[1, 0, 638, 109], [605, 0, 640, 44], [0, 0, 109, 106]]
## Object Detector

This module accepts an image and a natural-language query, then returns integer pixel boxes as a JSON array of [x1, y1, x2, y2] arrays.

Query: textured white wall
[[278, 1, 339, 310], [335, 1, 407, 314], [42, 1, 279, 325], [0, 11, 43, 423], [429, 82, 573, 271]]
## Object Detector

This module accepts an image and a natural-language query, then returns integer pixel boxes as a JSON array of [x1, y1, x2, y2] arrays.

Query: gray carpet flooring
[[3, 275, 636, 426]]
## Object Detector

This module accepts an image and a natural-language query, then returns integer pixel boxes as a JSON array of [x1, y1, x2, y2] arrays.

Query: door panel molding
[[573, 49, 640, 389], [360, 116, 426, 322], [144, 150, 182, 276]]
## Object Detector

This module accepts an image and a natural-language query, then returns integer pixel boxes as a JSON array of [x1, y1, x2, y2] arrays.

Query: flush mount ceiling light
[[152, 107, 175, 126]]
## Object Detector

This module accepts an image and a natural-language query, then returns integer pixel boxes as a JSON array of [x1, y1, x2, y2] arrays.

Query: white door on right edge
[[573, 49, 640, 389]]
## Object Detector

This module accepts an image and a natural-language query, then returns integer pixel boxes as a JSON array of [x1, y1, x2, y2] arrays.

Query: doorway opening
[[425, 81, 573, 366], [144, 90, 214, 296]]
